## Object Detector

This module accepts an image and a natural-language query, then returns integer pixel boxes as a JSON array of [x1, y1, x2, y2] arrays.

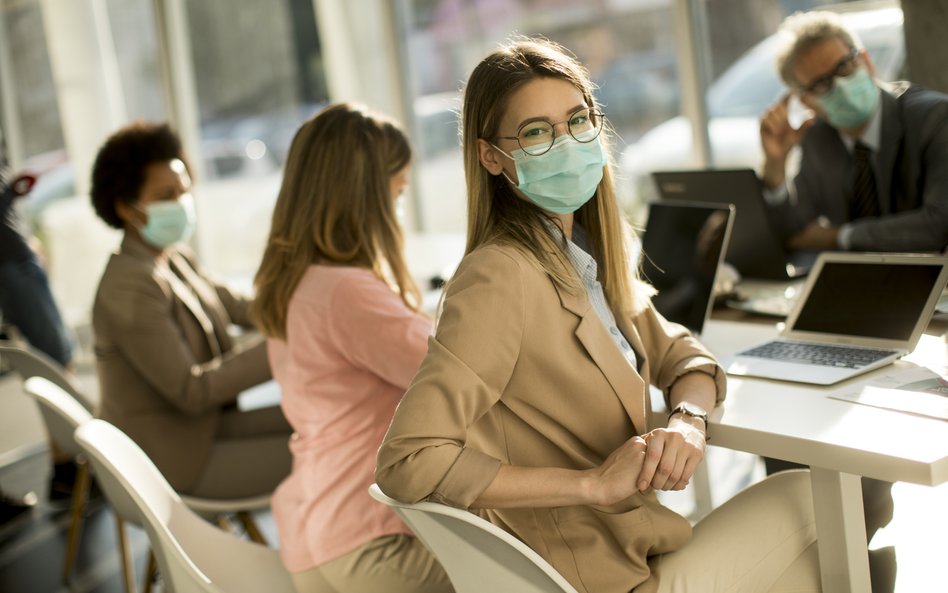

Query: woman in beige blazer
[[377, 39, 821, 593], [89, 122, 291, 498]]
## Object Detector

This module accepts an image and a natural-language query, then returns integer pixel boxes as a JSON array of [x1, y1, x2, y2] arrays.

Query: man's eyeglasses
[[496, 108, 605, 156], [798, 48, 860, 96]]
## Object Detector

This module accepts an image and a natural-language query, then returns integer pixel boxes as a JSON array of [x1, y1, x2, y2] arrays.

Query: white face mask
[[136, 194, 196, 248], [816, 68, 880, 129], [493, 130, 606, 214]]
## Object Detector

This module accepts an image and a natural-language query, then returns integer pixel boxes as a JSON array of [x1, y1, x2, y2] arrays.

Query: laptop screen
[[651, 169, 802, 280], [640, 201, 732, 334], [791, 261, 944, 341]]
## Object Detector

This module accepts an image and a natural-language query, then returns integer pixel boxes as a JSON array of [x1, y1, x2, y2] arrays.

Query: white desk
[[655, 319, 948, 593]]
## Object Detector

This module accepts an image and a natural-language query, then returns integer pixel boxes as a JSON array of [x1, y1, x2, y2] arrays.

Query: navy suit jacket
[[770, 82, 948, 251]]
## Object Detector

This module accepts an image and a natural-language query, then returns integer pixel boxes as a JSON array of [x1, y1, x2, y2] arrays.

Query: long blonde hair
[[462, 37, 651, 316], [253, 103, 420, 339]]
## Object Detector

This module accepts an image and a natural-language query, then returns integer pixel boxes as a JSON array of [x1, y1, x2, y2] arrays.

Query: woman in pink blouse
[[252, 104, 452, 593]]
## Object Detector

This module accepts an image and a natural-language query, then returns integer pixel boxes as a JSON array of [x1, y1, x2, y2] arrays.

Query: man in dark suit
[[756, 10, 944, 592], [759, 10, 948, 253]]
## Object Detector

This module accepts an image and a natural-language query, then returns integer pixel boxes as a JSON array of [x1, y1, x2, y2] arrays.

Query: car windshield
[[707, 15, 903, 119], [707, 36, 784, 119]]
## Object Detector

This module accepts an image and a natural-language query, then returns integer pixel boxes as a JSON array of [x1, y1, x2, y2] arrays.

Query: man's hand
[[760, 94, 814, 189]]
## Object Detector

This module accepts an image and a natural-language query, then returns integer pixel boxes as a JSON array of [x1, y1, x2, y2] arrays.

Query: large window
[[183, 0, 328, 280], [618, 0, 902, 220], [0, 0, 64, 162], [398, 0, 893, 229], [0, 0, 170, 331], [1, 0, 898, 332], [400, 0, 682, 232], [0, 0, 328, 332]]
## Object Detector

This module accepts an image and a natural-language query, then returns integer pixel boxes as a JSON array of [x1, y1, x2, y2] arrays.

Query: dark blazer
[[771, 82, 948, 251], [93, 235, 271, 491], [377, 244, 726, 593]]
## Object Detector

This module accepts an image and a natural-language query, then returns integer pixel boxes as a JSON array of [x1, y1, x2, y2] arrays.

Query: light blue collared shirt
[[547, 221, 638, 370]]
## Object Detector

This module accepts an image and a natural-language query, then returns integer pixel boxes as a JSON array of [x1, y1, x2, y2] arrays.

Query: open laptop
[[726, 253, 948, 385], [640, 200, 734, 335], [652, 169, 812, 280]]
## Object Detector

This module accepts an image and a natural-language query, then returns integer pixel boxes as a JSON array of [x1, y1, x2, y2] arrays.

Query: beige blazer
[[93, 236, 271, 491], [377, 243, 726, 593]]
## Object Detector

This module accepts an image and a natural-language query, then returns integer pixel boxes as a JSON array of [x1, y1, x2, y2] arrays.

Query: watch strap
[[668, 403, 710, 442]]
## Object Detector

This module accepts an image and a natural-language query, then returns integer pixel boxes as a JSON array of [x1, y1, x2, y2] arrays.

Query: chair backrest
[[0, 340, 94, 411], [368, 484, 579, 593], [23, 377, 143, 525], [74, 419, 295, 593], [22, 376, 92, 458]]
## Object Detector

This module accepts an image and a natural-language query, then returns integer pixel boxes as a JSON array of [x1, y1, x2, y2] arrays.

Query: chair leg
[[235, 511, 268, 545], [63, 460, 91, 582], [115, 515, 136, 593], [215, 513, 233, 532], [142, 550, 156, 593]]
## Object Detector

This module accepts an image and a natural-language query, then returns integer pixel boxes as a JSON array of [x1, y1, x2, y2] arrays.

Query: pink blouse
[[268, 265, 431, 572]]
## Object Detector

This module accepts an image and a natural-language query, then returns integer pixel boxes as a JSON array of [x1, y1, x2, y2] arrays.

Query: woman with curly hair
[[90, 121, 291, 499]]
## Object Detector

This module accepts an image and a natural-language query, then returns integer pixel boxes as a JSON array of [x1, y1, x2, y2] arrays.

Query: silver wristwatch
[[668, 402, 710, 441]]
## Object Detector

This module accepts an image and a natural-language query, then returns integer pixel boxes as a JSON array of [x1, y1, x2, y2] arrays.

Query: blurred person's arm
[[760, 95, 829, 249]]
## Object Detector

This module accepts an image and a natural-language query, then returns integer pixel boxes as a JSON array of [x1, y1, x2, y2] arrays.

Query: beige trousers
[[291, 534, 454, 593], [654, 470, 821, 593]]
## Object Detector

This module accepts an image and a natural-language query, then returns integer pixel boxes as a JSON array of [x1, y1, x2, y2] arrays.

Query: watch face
[[678, 402, 708, 418]]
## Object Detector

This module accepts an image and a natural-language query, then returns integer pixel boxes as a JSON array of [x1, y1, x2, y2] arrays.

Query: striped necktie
[[850, 141, 880, 219]]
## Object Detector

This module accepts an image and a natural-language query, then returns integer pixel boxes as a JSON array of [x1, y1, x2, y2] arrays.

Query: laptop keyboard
[[738, 340, 897, 369]]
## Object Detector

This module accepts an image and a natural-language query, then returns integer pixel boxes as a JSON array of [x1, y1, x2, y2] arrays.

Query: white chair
[[1, 340, 118, 588], [22, 376, 137, 592], [2, 341, 275, 539], [3, 344, 271, 537], [0, 339, 94, 410], [23, 375, 273, 592], [75, 418, 296, 593], [180, 494, 272, 545], [368, 484, 579, 593]]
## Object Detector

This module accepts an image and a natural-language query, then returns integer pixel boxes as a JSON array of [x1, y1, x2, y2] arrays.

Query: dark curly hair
[[90, 121, 190, 229]]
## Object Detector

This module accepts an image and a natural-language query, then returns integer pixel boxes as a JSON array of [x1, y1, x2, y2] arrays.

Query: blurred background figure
[[89, 121, 291, 500], [759, 10, 948, 253], [1, 126, 76, 520], [253, 103, 451, 593], [755, 12, 941, 591]]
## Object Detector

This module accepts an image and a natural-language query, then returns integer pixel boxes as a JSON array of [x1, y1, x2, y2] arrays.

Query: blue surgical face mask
[[816, 68, 880, 129], [136, 194, 196, 248], [493, 131, 606, 214]]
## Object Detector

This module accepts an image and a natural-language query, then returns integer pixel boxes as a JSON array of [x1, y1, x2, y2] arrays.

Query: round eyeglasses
[[496, 108, 605, 156]]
